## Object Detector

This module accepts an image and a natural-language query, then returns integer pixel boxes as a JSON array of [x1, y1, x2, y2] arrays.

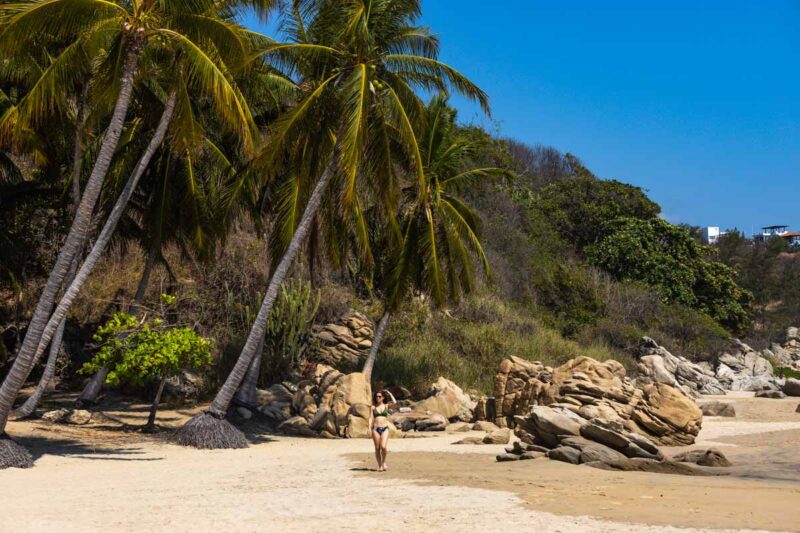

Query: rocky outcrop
[[312, 311, 374, 368], [515, 407, 668, 457], [716, 340, 778, 392], [765, 327, 800, 370], [390, 411, 448, 432], [387, 377, 477, 431], [493, 356, 555, 424], [495, 355, 702, 446], [256, 366, 380, 438], [636, 337, 726, 396]]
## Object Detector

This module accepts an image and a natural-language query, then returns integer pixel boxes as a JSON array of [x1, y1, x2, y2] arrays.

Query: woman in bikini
[[369, 389, 396, 471]]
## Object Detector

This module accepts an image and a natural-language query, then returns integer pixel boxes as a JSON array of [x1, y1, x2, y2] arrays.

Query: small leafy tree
[[81, 295, 212, 430]]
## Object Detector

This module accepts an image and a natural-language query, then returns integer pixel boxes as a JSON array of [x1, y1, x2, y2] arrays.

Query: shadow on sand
[[15, 433, 162, 463]]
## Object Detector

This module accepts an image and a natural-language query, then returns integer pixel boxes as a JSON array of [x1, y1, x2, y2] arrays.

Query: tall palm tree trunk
[[362, 311, 390, 383], [0, 86, 174, 443], [12, 89, 89, 420], [78, 232, 160, 407], [133, 235, 160, 311], [0, 41, 144, 455], [11, 259, 79, 419], [233, 336, 264, 409], [175, 155, 338, 449]]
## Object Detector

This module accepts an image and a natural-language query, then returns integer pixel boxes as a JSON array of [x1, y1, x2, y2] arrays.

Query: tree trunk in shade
[[362, 312, 390, 383], [0, 40, 144, 433]]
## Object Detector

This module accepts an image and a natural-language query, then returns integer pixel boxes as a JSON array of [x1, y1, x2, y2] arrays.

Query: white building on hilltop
[[701, 226, 721, 245]]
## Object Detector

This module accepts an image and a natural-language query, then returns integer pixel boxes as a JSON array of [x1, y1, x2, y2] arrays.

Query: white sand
[[0, 427, 778, 533], [2, 392, 798, 533]]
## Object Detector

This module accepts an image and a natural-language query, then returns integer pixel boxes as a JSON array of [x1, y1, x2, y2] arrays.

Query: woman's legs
[[371, 430, 382, 470], [380, 429, 390, 471]]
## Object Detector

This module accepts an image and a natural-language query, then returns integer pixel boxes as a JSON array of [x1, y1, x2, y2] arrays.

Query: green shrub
[[373, 294, 621, 395], [259, 279, 320, 383]]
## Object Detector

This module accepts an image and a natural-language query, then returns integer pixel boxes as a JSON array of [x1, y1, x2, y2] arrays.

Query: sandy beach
[[1, 393, 799, 533]]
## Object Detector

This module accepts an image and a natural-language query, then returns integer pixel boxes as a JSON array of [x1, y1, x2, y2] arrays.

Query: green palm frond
[[156, 28, 256, 154], [384, 54, 489, 114]]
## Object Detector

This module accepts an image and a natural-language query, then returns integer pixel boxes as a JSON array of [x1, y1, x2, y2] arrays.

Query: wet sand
[[350, 394, 800, 532]]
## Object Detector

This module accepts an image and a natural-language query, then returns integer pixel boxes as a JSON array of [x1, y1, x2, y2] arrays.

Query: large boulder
[[278, 416, 318, 437], [41, 408, 92, 425], [672, 448, 731, 467], [756, 390, 787, 399], [390, 410, 448, 432], [632, 383, 702, 446], [782, 378, 800, 397], [482, 428, 511, 444], [413, 377, 476, 422], [256, 383, 294, 407], [697, 400, 736, 417]]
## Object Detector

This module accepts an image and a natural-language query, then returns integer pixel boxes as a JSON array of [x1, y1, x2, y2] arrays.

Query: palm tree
[[0, 0, 269, 468], [174, 0, 489, 449], [362, 95, 507, 382]]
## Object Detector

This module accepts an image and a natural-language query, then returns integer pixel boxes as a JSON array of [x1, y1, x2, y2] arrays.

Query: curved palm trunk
[[362, 311, 390, 383], [11, 258, 79, 419], [175, 155, 338, 449], [12, 93, 88, 420], [234, 336, 264, 409], [0, 41, 144, 438], [0, 88, 175, 431], [209, 160, 337, 417], [132, 236, 160, 312]]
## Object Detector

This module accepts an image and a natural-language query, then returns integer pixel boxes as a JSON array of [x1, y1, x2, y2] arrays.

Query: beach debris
[[41, 408, 92, 425]]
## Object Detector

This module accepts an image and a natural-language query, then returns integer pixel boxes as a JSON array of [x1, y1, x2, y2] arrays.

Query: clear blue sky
[[243, 1, 800, 235]]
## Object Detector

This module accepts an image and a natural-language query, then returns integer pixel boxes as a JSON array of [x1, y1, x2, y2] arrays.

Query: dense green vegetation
[[715, 232, 800, 347], [0, 0, 794, 461]]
